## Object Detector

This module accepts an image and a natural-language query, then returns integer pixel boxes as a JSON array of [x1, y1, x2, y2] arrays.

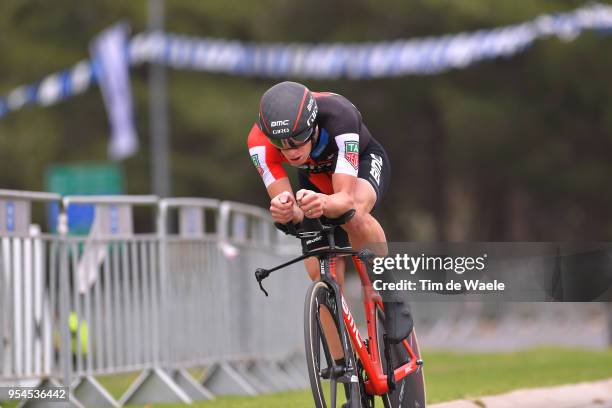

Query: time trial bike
[[255, 210, 426, 407]]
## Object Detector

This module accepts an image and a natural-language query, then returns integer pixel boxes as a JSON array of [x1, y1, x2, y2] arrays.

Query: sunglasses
[[268, 125, 315, 150]]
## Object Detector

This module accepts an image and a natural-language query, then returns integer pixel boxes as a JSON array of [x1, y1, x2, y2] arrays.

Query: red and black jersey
[[248, 92, 374, 194]]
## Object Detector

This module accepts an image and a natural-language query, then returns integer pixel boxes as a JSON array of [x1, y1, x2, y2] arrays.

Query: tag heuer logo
[[251, 154, 264, 176], [344, 141, 359, 170]]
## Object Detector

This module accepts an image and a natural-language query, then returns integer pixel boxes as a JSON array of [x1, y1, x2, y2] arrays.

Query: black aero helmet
[[259, 81, 318, 149]]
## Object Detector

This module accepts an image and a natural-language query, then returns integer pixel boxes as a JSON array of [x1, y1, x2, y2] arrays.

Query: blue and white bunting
[[1, 3, 611, 119], [90, 23, 138, 160]]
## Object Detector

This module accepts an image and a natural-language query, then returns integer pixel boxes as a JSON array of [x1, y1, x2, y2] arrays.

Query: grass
[[97, 371, 143, 400], [113, 347, 612, 407], [423, 347, 612, 403], [2, 347, 610, 407]]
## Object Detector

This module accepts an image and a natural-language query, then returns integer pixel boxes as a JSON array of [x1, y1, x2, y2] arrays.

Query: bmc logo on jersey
[[370, 153, 383, 185], [344, 141, 359, 170], [251, 154, 264, 176]]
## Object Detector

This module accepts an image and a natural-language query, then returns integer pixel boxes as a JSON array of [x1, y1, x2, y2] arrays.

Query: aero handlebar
[[255, 209, 356, 296]]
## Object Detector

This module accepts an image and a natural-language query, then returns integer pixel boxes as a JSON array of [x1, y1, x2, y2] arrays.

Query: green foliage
[[1, 0, 612, 239]]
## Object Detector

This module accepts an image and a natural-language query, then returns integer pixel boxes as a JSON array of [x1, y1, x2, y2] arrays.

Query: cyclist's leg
[[342, 179, 387, 255]]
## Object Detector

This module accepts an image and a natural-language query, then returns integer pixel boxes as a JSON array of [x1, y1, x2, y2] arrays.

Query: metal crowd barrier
[[61, 195, 161, 407], [0, 190, 308, 407], [201, 201, 308, 396], [0, 190, 62, 391], [155, 197, 223, 403]]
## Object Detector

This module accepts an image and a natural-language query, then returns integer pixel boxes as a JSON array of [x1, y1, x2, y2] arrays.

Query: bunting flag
[[90, 23, 138, 160], [1, 3, 611, 120]]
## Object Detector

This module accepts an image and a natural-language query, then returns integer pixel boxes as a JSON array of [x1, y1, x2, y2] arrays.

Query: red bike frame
[[330, 255, 421, 396]]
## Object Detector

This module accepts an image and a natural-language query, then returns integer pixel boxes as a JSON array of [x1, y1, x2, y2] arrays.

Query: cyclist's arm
[[297, 133, 360, 218], [248, 124, 304, 223], [266, 178, 304, 224], [322, 173, 356, 217]]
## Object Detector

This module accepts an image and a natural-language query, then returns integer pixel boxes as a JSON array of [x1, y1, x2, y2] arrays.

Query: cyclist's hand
[[270, 191, 295, 224], [296, 189, 324, 219]]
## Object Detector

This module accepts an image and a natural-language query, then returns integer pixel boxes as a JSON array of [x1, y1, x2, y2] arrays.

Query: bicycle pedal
[[336, 373, 356, 384], [320, 365, 345, 379]]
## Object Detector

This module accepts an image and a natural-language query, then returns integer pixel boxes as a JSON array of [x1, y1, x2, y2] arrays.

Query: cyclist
[[248, 81, 390, 266], [248, 81, 392, 367]]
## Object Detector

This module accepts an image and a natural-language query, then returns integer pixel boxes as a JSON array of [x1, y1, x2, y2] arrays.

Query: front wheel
[[304, 280, 363, 408]]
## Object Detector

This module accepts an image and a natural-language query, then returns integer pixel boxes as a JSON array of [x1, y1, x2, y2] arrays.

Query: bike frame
[[255, 222, 423, 399], [319, 252, 421, 396]]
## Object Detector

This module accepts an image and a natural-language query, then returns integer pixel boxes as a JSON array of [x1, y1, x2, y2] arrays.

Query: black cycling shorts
[[298, 137, 391, 250]]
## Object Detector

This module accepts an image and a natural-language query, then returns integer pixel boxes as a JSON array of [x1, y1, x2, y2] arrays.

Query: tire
[[304, 280, 363, 408], [377, 308, 426, 408]]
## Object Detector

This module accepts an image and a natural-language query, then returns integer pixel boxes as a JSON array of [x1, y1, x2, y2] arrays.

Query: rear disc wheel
[[376, 307, 426, 408]]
